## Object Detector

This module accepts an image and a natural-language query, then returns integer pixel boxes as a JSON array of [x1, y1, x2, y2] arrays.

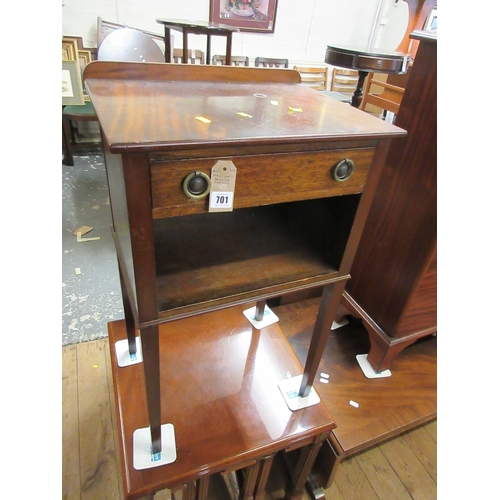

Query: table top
[[84, 62, 405, 154], [326, 43, 409, 59], [157, 18, 239, 32], [325, 44, 411, 74], [109, 304, 336, 497]]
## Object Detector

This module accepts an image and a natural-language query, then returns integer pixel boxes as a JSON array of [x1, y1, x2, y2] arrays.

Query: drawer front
[[151, 148, 374, 218]]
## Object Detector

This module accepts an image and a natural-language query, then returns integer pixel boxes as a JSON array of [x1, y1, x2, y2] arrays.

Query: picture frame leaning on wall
[[62, 60, 84, 106], [210, 0, 278, 33]]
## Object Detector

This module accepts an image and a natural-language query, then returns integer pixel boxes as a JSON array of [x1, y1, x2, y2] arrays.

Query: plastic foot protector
[[278, 375, 320, 411], [306, 473, 326, 500], [243, 304, 279, 329], [133, 423, 177, 470], [356, 354, 392, 379], [331, 317, 349, 330], [115, 336, 143, 367]]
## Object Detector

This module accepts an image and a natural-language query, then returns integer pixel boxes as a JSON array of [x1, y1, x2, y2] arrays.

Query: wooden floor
[[62, 337, 436, 500]]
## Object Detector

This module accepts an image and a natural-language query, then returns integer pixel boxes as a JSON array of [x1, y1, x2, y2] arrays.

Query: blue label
[[130, 353, 137, 361], [286, 390, 299, 399], [151, 452, 162, 462], [253, 309, 270, 320]]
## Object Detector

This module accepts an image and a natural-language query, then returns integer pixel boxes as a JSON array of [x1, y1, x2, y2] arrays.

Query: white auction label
[[209, 160, 237, 212], [210, 191, 234, 209]]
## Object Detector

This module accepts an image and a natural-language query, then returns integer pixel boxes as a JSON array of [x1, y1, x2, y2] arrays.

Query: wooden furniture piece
[[157, 19, 238, 65], [212, 54, 249, 66], [275, 297, 437, 496], [293, 66, 328, 91], [84, 61, 403, 497], [173, 48, 205, 64], [324, 45, 410, 107], [330, 68, 358, 96], [62, 102, 98, 166], [397, 0, 437, 59], [108, 305, 336, 499], [254, 57, 289, 68], [359, 73, 406, 119], [336, 31, 437, 372]]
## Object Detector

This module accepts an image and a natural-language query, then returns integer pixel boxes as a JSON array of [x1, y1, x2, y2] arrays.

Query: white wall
[[62, 0, 394, 66]]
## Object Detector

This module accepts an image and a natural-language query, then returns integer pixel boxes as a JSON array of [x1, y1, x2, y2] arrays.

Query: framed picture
[[423, 7, 437, 32], [77, 50, 93, 102], [62, 37, 81, 61], [210, 0, 278, 33], [62, 60, 84, 106], [78, 49, 92, 69]]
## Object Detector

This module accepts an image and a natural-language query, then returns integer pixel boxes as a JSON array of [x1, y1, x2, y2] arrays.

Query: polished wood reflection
[[108, 304, 335, 499]]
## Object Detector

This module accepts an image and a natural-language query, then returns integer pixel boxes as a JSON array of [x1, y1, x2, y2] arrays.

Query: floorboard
[[62, 345, 80, 500], [379, 436, 437, 500], [332, 456, 379, 500], [402, 425, 437, 482], [354, 447, 412, 500], [77, 340, 121, 499]]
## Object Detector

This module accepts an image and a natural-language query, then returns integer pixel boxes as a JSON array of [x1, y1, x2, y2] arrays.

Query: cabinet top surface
[[84, 62, 405, 153]]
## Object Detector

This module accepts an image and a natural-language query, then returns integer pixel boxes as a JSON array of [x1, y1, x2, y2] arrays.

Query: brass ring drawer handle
[[331, 158, 355, 182], [183, 171, 211, 199]]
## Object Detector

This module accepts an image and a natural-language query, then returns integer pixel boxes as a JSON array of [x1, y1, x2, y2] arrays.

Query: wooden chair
[[62, 28, 164, 166], [62, 102, 98, 166], [97, 17, 165, 50], [331, 68, 358, 94], [359, 73, 406, 120], [254, 57, 289, 68], [172, 48, 205, 64], [212, 54, 249, 66], [293, 66, 328, 90]]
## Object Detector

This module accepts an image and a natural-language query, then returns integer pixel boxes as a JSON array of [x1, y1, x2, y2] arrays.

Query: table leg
[[141, 324, 162, 454], [254, 454, 276, 500], [164, 27, 172, 62], [206, 35, 212, 65], [225, 34, 232, 65], [182, 31, 189, 64], [241, 462, 261, 500], [299, 282, 346, 397], [351, 70, 368, 108], [196, 475, 210, 500], [255, 300, 266, 321], [284, 440, 324, 500], [62, 117, 74, 166], [172, 482, 196, 500], [118, 264, 137, 355]]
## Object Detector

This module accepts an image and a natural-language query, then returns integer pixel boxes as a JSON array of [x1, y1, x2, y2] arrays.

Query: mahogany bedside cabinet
[[84, 62, 404, 499]]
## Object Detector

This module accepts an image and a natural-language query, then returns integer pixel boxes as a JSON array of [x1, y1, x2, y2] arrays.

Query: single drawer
[[150, 148, 375, 218]]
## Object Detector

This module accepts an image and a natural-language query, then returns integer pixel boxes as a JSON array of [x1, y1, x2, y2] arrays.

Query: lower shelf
[[275, 297, 437, 487]]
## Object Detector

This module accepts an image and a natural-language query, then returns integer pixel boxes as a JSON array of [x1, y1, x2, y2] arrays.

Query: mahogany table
[[324, 44, 411, 107], [84, 61, 404, 497], [156, 18, 238, 65], [108, 305, 336, 499]]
